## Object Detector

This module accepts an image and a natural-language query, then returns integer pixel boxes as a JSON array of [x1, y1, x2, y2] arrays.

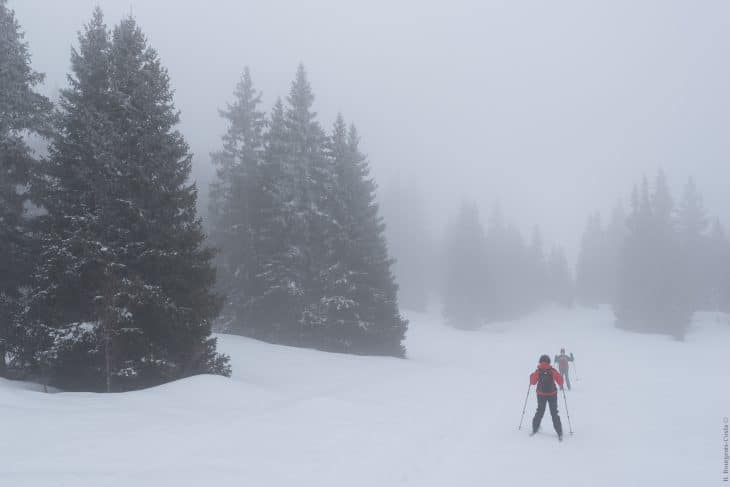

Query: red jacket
[[529, 363, 564, 396]]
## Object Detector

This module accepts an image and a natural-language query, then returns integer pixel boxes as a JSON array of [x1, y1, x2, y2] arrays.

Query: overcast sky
[[11, 0, 730, 259]]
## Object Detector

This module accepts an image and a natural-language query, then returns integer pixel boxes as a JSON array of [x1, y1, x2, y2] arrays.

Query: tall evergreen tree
[[244, 97, 308, 342], [208, 68, 266, 330], [0, 0, 52, 375], [214, 68, 407, 355], [316, 116, 407, 354], [24, 11, 228, 391], [283, 65, 334, 339]]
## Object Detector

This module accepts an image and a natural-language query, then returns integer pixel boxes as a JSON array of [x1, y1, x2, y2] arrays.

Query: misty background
[[12, 0, 730, 260]]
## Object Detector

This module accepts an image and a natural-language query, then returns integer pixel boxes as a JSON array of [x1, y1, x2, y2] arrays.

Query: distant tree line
[[440, 201, 574, 329], [576, 171, 730, 339]]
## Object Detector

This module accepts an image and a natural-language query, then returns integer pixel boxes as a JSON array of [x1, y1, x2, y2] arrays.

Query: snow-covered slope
[[2, 307, 728, 486]]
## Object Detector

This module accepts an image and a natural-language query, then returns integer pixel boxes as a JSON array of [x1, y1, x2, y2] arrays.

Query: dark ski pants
[[560, 369, 571, 390], [532, 394, 563, 435]]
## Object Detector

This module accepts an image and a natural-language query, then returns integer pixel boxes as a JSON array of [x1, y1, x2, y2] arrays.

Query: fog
[[12, 0, 730, 257]]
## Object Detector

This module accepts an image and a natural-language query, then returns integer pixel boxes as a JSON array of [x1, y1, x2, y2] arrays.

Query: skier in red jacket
[[529, 354, 564, 440]]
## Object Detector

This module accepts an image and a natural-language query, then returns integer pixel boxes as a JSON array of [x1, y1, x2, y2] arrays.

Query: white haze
[[12, 0, 730, 258]]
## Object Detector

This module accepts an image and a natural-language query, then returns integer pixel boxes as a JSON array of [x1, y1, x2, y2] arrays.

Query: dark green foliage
[[22, 10, 228, 391], [0, 0, 52, 376], [317, 117, 407, 355], [208, 68, 266, 332]]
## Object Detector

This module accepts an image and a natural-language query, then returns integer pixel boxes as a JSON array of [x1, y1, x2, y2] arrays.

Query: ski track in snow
[[1, 306, 728, 486]]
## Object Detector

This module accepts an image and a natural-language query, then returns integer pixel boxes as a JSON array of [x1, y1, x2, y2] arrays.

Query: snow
[[2, 306, 729, 486]]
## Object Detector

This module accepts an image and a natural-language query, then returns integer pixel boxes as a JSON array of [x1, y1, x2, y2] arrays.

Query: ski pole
[[518, 384, 532, 430], [572, 361, 580, 381], [561, 387, 574, 435]]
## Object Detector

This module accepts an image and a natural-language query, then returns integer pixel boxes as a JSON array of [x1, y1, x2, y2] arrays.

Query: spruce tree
[[319, 116, 407, 355], [283, 65, 338, 342], [246, 97, 308, 342], [18, 8, 113, 383], [0, 0, 52, 375], [26, 11, 228, 391], [232, 65, 332, 347], [208, 66, 407, 355], [208, 68, 266, 330]]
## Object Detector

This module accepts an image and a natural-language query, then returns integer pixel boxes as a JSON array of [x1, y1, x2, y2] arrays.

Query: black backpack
[[536, 367, 557, 394]]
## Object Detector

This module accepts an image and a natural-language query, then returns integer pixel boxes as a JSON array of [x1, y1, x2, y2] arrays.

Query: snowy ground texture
[[2, 306, 729, 486]]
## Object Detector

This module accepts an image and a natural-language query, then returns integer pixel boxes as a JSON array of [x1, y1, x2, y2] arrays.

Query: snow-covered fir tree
[[283, 65, 340, 342], [0, 0, 52, 376], [208, 67, 266, 331], [211, 67, 407, 356], [21, 10, 229, 391], [317, 116, 407, 355], [244, 96, 309, 342]]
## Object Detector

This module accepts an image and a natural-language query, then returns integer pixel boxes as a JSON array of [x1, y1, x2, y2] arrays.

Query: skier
[[554, 348, 575, 390], [529, 354, 564, 441]]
